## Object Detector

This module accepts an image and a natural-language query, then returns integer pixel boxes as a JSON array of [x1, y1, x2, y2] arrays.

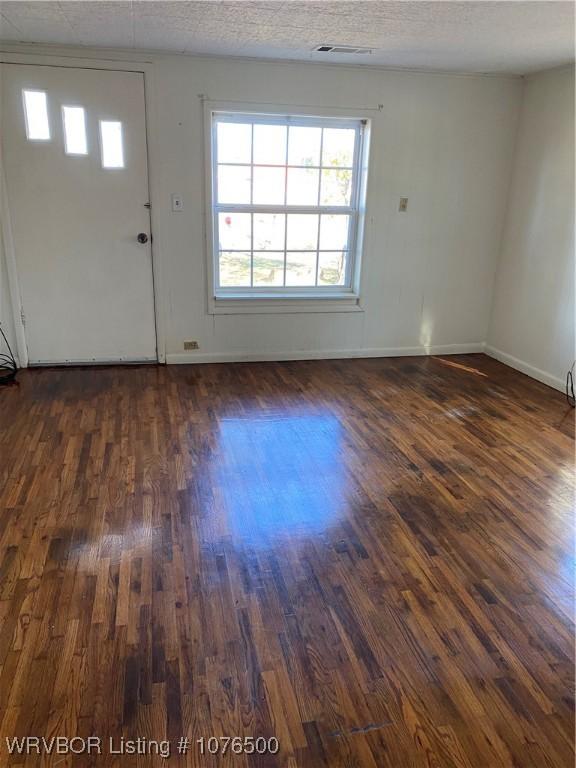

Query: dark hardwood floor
[[0, 354, 573, 767]]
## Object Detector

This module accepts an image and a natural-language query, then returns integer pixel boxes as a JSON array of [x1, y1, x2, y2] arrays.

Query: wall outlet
[[183, 340, 199, 350], [171, 194, 183, 212], [399, 197, 409, 212]]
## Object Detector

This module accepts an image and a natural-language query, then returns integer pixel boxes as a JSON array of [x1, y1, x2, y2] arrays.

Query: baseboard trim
[[484, 345, 565, 392], [166, 342, 485, 365], [29, 356, 158, 367]]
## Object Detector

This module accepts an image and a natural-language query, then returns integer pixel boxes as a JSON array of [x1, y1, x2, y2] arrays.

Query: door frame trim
[[0, 142, 28, 367], [0, 51, 166, 365]]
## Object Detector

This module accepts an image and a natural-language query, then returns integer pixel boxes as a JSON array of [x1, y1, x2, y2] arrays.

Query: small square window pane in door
[[63, 106, 88, 155], [99, 120, 124, 168], [23, 90, 50, 140]]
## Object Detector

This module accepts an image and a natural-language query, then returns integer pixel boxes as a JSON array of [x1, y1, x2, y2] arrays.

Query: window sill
[[209, 293, 363, 315]]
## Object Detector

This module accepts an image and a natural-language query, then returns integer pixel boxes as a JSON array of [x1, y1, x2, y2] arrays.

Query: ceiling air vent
[[313, 45, 372, 55]]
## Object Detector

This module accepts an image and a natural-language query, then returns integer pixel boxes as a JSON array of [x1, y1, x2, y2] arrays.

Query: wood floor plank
[[0, 354, 573, 766]]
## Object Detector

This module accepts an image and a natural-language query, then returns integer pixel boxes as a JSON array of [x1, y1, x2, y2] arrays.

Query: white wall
[[487, 66, 575, 390], [146, 55, 521, 362], [0, 47, 523, 364]]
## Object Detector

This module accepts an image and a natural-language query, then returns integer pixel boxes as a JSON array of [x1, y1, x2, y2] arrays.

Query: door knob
[[137, 233, 149, 244]]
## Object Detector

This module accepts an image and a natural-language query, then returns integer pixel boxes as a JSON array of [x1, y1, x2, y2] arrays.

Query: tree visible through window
[[211, 112, 366, 297]]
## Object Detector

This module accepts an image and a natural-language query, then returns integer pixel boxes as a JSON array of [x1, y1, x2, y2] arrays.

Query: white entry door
[[1, 64, 157, 364]]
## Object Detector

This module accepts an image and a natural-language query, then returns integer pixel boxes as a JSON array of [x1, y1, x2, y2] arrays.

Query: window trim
[[204, 101, 371, 313]]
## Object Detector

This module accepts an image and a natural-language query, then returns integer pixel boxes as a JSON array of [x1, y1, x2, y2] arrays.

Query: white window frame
[[204, 102, 371, 314]]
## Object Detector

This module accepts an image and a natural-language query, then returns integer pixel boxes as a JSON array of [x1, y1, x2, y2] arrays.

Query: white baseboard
[[28, 356, 157, 366], [166, 342, 485, 365], [484, 345, 565, 392]]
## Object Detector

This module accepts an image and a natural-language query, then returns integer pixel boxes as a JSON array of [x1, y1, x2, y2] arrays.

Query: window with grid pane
[[211, 112, 365, 297]]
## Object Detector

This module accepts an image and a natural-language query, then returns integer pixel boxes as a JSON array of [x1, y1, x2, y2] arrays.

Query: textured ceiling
[[0, 1, 573, 75]]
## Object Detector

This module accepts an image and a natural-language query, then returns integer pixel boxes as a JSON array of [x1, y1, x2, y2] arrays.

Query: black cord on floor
[[567, 362, 575, 408], [0, 323, 17, 385]]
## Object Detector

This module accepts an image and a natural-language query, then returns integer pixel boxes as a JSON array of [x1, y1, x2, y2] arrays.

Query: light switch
[[171, 194, 183, 212], [399, 197, 408, 212]]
